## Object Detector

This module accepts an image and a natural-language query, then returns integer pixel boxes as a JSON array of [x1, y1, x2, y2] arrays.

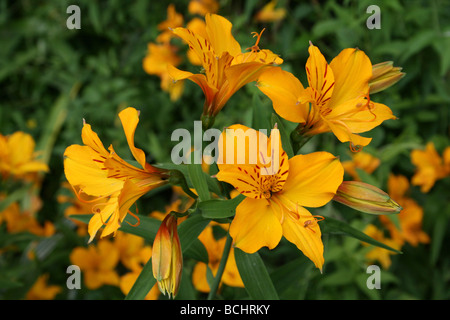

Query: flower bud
[[369, 61, 405, 94], [333, 181, 402, 215], [152, 213, 182, 298]]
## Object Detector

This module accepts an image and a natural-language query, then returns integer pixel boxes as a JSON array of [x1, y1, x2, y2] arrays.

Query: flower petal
[[329, 48, 372, 107], [205, 13, 241, 57], [118, 107, 148, 170], [63, 145, 123, 197], [279, 152, 343, 208], [280, 205, 324, 270], [305, 44, 335, 107], [229, 197, 282, 253], [257, 67, 309, 124]]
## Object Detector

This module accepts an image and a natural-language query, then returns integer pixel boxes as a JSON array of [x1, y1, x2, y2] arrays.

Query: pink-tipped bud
[[333, 181, 402, 215], [152, 213, 182, 298], [369, 61, 405, 94]]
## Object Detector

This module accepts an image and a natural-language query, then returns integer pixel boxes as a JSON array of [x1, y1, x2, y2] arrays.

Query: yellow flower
[[342, 151, 380, 181], [114, 232, 160, 300], [363, 224, 401, 269], [152, 213, 183, 298], [258, 43, 397, 151], [114, 231, 152, 273], [254, 0, 287, 23], [70, 239, 120, 290], [188, 0, 219, 16], [216, 124, 344, 270], [26, 274, 61, 300], [168, 13, 283, 124], [192, 222, 244, 293], [379, 174, 430, 247], [410, 142, 450, 193], [143, 42, 185, 101], [63, 107, 169, 242], [0, 201, 55, 237], [156, 4, 184, 44], [0, 131, 49, 179]]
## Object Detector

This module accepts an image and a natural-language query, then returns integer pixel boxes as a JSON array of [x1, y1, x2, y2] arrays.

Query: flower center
[[260, 174, 284, 199]]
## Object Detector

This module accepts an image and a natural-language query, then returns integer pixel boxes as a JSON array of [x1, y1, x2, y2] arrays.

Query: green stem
[[207, 232, 233, 300]]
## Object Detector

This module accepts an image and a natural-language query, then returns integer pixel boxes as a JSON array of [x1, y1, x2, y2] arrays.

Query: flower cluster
[[61, 9, 407, 299]]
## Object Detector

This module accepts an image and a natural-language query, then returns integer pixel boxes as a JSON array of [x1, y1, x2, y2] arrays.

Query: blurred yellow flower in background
[[192, 222, 243, 293], [156, 4, 184, 44], [254, 0, 286, 23], [0, 201, 54, 237], [70, 239, 120, 290], [363, 224, 401, 269], [410, 142, 450, 193], [26, 274, 61, 300], [188, 0, 219, 16], [342, 151, 380, 181], [0, 131, 48, 180], [379, 174, 430, 247], [143, 42, 185, 101]]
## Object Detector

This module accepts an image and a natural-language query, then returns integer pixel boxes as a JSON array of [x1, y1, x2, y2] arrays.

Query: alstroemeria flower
[[342, 151, 380, 181], [0, 131, 49, 179], [254, 0, 287, 23], [143, 42, 185, 101], [410, 142, 450, 193], [168, 13, 282, 124], [378, 174, 430, 247], [188, 0, 219, 16], [156, 4, 184, 44], [258, 43, 396, 151], [363, 224, 401, 269], [192, 222, 244, 292], [216, 125, 344, 270], [64, 107, 169, 242], [70, 239, 120, 289]]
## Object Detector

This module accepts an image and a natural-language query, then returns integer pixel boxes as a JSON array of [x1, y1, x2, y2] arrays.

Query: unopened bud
[[152, 213, 182, 298], [333, 181, 402, 215], [369, 61, 405, 94]]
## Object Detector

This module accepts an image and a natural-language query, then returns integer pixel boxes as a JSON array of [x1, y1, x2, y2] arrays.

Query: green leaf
[[124, 257, 156, 300], [199, 194, 245, 219], [430, 210, 448, 266], [271, 113, 294, 158], [234, 248, 279, 300], [188, 163, 211, 202], [321, 216, 402, 254], [177, 212, 210, 253]]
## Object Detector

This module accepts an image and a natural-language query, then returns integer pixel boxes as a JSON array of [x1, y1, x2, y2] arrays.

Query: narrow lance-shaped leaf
[[234, 248, 279, 300], [321, 216, 402, 254]]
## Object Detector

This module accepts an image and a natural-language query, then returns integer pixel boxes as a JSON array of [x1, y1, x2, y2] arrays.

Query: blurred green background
[[0, 0, 449, 300]]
